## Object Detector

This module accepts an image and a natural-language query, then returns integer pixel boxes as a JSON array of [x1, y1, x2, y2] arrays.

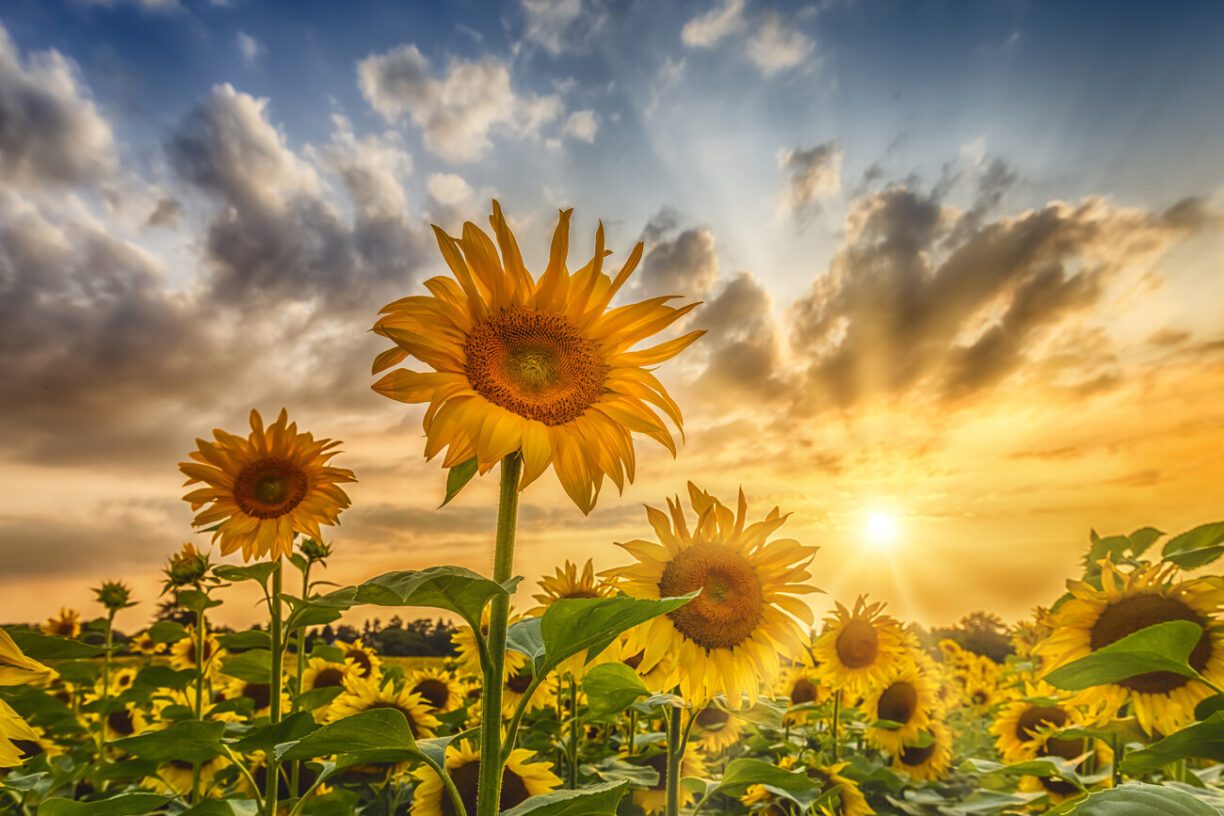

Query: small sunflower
[[1035, 560, 1224, 735], [631, 742, 708, 816], [109, 667, 139, 695], [693, 703, 745, 753], [991, 683, 1093, 764], [617, 635, 679, 693], [741, 756, 801, 815], [145, 755, 229, 796], [891, 722, 953, 783], [610, 484, 819, 708], [219, 674, 286, 718], [410, 739, 561, 816], [405, 667, 466, 713], [179, 408, 356, 561], [130, 631, 166, 656], [41, 608, 81, 639], [453, 607, 528, 680], [777, 664, 829, 724], [0, 629, 52, 686], [811, 596, 914, 695], [334, 638, 382, 680], [810, 761, 875, 816], [371, 201, 703, 514], [168, 628, 222, 674], [1016, 739, 1111, 805], [88, 699, 149, 742], [863, 665, 938, 754], [300, 657, 358, 695], [326, 674, 440, 739]]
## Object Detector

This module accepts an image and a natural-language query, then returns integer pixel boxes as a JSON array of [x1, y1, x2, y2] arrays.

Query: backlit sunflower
[[610, 484, 819, 708], [41, 608, 81, 639], [335, 638, 382, 680], [410, 739, 561, 816], [692, 703, 745, 753], [169, 628, 222, 675], [777, 664, 829, 723], [811, 596, 914, 694], [991, 682, 1093, 764], [631, 742, 708, 816], [0, 629, 52, 686], [179, 409, 356, 561], [1035, 560, 1224, 735], [453, 607, 528, 679], [406, 667, 466, 713], [532, 559, 619, 676], [325, 674, 440, 739], [863, 665, 938, 754], [371, 201, 704, 514], [0, 699, 41, 768], [300, 657, 358, 695], [891, 722, 953, 783]]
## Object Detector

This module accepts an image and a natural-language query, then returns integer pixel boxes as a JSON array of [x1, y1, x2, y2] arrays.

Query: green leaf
[[276, 709, 415, 762], [36, 794, 173, 816], [1127, 527, 1165, 559], [1051, 783, 1218, 815], [703, 758, 822, 809], [132, 665, 195, 691], [6, 629, 104, 659], [146, 620, 189, 645], [112, 719, 225, 763], [582, 663, 649, 719], [220, 649, 273, 683], [295, 685, 345, 712], [230, 711, 319, 755], [214, 562, 279, 587], [1043, 621, 1204, 691], [219, 630, 271, 651], [50, 659, 100, 685], [180, 800, 256, 816], [176, 589, 221, 613], [500, 782, 628, 816], [1163, 522, 1224, 570], [1194, 694, 1224, 721], [1120, 712, 1224, 775], [442, 457, 479, 506]]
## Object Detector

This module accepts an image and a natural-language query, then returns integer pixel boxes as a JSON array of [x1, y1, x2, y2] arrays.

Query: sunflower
[[300, 657, 358, 696], [496, 662, 555, 718], [168, 628, 222, 674], [410, 739, 561, 816], [692, 703, 745, 753], [220, 674, 287, 718], [863, 665, 938, 754], [0, 629, 52, 686], [810, 761, 875, 816], [891, 722, 953, 783], [1016, 739, 1111, 805], [88, 699, 149, 742], [326, 674, 440, 739], [991, 683, 1093, 764], [610, 484, 819, 708], [811, 596, 914, 695], [631, 741, 708, 816], [0, 699, 41, 768], [1035, 560, 1224, 735], [371, 201, 703, 514], [145, 755, 228, 796], [532, 559, 619, 676], [334, 638, 382, 680], [5, 724, 62, 767], [179, 408, 356, 561], [452, 608, 528, 680], [740, 756, 800, 815], [777, 664, 829, 724], [130, 631, 166, 656], [41, 608, 81, 639], [109, 667, 139, 695], [405, 667, 466, 713]]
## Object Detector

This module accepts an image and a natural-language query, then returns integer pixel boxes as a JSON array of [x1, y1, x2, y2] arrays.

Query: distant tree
[[928, 610, 1013, 663]]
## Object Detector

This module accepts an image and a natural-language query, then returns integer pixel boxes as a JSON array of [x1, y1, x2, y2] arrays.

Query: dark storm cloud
[[631, 208, 719, 299], [0, 23, 116, 186], [692, 272, 788, 398]]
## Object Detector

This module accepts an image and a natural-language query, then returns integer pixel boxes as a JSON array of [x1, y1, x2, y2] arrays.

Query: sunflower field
[[3, 204, 1224, 816]]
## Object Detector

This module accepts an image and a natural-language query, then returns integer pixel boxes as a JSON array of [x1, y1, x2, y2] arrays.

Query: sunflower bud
[[164, 542, 210, 589], [94, 580, 135, 612], [299, 537, 332, 563]]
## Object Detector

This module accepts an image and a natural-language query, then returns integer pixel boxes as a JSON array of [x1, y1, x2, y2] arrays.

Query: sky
[[1, 0, 1223, 633]]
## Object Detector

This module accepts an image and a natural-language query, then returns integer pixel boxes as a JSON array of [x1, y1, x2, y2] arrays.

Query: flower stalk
[[265, 561, 285, 816]]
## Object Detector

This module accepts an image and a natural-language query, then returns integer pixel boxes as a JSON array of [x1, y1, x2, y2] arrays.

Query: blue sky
[[1, 0, 1223, 627]]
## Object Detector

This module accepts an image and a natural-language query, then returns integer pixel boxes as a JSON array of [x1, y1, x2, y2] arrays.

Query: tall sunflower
[[863, 665, 938, 754], [169, 628, 222, 675], [179, 409, 356, 561], [41, 608, 81, 639], [1035, 560, 1224, 735], [609, 484, 819, 708], [325, 674, 439, 739], [811, 596, 914, 694], [371, 201, 703, 514], [411, 739, 560, 816]]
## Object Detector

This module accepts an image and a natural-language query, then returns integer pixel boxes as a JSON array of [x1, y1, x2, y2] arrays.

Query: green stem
[[98, 609, 116, 766], [290, 561, 311, 802], [265, 561, 285, 816], [475, 453, 523, 816], [665, 699, 687, 816], [191, 606, 208, 804], [567, 675, 579, 788], [627, 709, 637, 757], [1112, 734, 1123, 788], [830, 689, 841, 763]]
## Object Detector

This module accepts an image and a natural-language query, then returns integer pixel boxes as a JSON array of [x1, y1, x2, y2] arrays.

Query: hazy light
[[865, 509, 901, 551]]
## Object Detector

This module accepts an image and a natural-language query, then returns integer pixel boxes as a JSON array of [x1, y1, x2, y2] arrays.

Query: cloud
[[426, 172, 473, 207], [235, 31, 263, 68], [681, 0, 746, 48], [562, 109, 598, 143], [519, 0, 606, 56], [633, 209, 720, 299], [778, 141, 842, 215], [746, 13, 815, 76], [144, 197, 182, 228], [693, 272, 787, 398], [0, 22, 117, 186], [357, 44, 562, 163]]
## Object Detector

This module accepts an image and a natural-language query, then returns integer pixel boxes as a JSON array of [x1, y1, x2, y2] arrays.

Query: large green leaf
[[442, 457, 479, 507], [111, 719, 225, 763], [698, 757, 822, 810], [214, 562, 279, 588], [500, 782, 628, 816], [219, 630, 271, 651], [146, 620, 189, 645], [220, 649, 273, 683], [1048, 783, 1218, 815], [6, 629, 104, 659], [1044, 621, 1204, 691], [132, 665, 195, 691], [276, 709, 415, 761], [1163, 522, 1224, 570], [229, 711, 319, 755], [1120, 712, 1224, 775], [37, 794, 172, 816], [582, 663, 649, 719]]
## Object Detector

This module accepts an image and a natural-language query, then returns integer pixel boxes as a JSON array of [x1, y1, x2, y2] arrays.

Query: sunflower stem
[[830, 688, 840, 763], [627, 709, 637, 756], [476, 453, 522, 816], [665, 698, 687, 816], [290, 560, 311, 803], [98, 607, 116, 769], [265, 560, 285, 816], [191, 606, 208, 804], [567, 674, 579, 788]]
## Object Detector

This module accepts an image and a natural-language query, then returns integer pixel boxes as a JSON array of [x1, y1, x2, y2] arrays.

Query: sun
[[864, 509, 900, 551]]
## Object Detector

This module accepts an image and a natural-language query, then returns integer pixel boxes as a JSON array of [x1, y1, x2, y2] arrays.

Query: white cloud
[[426, 172, 473, 207], [562, 109, 598, 143], [746, 13, 814, 76], [357, 44, 562, 163], [236, 31, 264, 69], [313, 115, 413, 221], [520, 0, 605, 56], [0, 23, 117, 186], [681, 0, 747, 48]]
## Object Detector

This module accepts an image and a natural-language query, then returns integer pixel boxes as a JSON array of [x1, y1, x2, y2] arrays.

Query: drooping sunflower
[[610, 484, 819, 708], [863, 665, 938, 754], [631, 742, 708, 816], [334, 638, 382, 680], [168, 628, 222, 674], [325, 674, 440, 739], [0, 629, 52, 686], [179, 408, 356, 561], [1035, 560, 1224, 735], [991, 682, 1093, 764], [41, 608, 81, 639], [405, 667, 466, 713], [891, 722, 953, 782], [811, 596, 915, 694], [371, 201, 704, 514], [300, 657, 358, 695], [692, 703, 745, 753], [410, 739, 561, 816]]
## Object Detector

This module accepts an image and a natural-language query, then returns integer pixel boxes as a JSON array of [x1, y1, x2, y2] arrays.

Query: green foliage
[[1043, 621, 1206, 691]]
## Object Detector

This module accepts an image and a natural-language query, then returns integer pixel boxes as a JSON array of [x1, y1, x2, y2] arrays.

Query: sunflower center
[[413, 678, 451, 709], [877, 681, 918, 724], [696, 707, 730, 730], [1089, 592, 1211, 694], [658, 544, 764, 651], [242, 682, 272, 711], [507, 668, 534, 694], [1016, 705, 1068, 742], [1045, 736, 1086, 761], [464, 308, 606, 426], [835, 619, 879, 669], [971, 690, 988, 705], [645, 752, 669, 790], [233, 457, 309, 519], [107, 709, 136, 737], [311, 668, 345, 689], [899, 741, 935, 767], [444, 759, 532, 816], [346, 649, 374, 677], [791, 678, 819, 705]]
